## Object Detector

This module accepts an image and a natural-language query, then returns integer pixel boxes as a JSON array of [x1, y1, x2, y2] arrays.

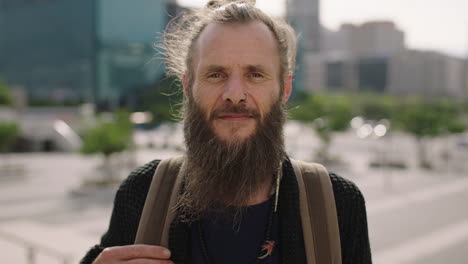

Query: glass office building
[[0, 0, 169, 107]]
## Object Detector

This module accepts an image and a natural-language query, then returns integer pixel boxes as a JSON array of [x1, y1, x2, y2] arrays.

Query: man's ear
[[182, 74, 190, 97], [281, 73, 293, 104]]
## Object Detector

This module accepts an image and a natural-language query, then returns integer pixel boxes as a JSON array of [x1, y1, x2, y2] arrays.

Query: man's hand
[[93, 244, 173, 264]]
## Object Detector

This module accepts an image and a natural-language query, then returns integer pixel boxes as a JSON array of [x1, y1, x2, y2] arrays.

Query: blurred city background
[[0, 0, 467, 263]]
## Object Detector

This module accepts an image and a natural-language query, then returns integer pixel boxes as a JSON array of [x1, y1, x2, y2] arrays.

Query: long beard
[[176, 97, 287, 222]]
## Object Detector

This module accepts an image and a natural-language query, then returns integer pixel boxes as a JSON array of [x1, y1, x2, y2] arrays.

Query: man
[[81, 1, 372, 263]]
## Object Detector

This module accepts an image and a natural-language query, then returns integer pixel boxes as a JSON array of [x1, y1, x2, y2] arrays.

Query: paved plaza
[[1, 125, 467, 264]]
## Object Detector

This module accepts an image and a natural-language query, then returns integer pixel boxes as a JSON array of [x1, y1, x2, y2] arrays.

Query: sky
[[177, 0, 468, 58]]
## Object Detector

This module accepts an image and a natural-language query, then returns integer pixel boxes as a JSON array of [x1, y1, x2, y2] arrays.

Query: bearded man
[[81, 1, 372, 264]]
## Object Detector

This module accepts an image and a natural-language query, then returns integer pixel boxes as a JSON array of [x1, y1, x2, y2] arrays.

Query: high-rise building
[[286, 0, 321, 93], [323, 49, 467, 98], [389, 50, 467, 98], [322, 21, 404, 94], [0, 0, 95, 103], [323, 21, 405, 58], [286, 0, 320, 52], [95, 0, 169, 109], [321, 20, 467, 98], [0, 0, 169, 107]]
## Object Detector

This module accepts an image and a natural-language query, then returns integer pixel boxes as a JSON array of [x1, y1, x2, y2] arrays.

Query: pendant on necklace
[[258, 240, 275, 260]]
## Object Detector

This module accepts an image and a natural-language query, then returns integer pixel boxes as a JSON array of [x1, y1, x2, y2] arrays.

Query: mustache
[[209, 105, 261, 121]]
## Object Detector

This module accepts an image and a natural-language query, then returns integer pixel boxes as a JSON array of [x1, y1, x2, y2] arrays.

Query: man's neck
[[245, 178, 273, 206]]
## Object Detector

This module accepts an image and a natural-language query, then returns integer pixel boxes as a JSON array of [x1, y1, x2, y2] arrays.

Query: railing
[[0, 230, 73, 264]]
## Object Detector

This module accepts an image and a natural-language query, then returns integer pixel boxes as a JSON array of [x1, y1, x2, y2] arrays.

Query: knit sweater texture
[[80, 159, 372, 264]]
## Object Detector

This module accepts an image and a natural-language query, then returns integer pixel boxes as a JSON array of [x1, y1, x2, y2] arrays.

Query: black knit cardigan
[[80, 159, 372, 264]]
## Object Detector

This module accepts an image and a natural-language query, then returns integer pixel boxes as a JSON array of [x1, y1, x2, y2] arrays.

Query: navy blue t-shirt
[[189, 199, 280, 264]]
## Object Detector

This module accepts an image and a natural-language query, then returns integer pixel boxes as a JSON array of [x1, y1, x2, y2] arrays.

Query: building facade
[[323, 21, 405, 58], [0, 0, 95, 103], [287, 0, 320, 52], [0, 0, 169, 107], [389, 50, 467, 98], [321, 21, 467, 98], [286, 0, 321, 92]]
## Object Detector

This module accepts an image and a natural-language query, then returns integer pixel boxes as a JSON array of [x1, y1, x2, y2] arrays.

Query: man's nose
[[222, 75, 247, 104]]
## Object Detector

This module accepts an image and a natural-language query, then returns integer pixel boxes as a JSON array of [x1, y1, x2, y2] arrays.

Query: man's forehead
[[197, 21, 276, 48], [193, 21, 280, 71]]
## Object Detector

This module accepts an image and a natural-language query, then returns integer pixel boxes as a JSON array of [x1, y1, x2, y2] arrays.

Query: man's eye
[[250, 72, 264, 78], [208, 73, 223, 78]]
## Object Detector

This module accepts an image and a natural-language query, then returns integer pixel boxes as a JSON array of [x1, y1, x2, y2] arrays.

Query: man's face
[[184, 21, 291, 143]]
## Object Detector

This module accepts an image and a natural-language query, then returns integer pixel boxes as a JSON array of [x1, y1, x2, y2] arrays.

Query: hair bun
[[205, 0, 256, 9], [205, 0, 223, 9]]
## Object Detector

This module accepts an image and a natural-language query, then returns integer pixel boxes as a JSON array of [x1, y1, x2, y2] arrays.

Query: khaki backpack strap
[[134, 156, 185, 247], [291, 159, 342, 264]]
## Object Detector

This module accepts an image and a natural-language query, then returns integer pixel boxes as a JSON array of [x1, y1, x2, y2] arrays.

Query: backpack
[[134, 156, 342, 264]]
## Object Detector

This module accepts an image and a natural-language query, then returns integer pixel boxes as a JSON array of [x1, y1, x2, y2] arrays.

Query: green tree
[[81, 110, 132, 181], [137, 77, 183, 125], [355, 93, 397, 122], [0, 81, 18, 154], [394, 98, 466, 169], [0, 80, 13, 106], [462, 100, 468, 115], [290, 93, 353, 163], [0, 123, 19, 175], [0, 123, 19, 152]]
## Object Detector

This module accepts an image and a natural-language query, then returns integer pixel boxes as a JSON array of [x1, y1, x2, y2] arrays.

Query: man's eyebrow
[[202, 64, 271, 73], [246, 64, 270, 72], [203, 64, 227, 72]]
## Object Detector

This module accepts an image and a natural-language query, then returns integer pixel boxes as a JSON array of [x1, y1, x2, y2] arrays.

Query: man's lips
[[217, 114, 254, 121]]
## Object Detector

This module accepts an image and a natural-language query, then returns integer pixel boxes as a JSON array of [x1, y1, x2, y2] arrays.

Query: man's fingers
[[100, 244, 171, 260]]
